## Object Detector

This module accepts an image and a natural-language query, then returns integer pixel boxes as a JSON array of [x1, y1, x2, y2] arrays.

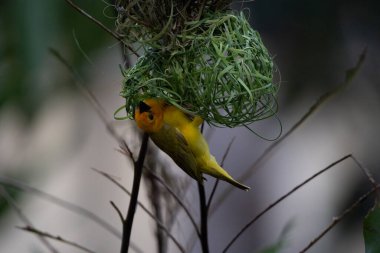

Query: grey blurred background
[[0, 0, 379, 252]]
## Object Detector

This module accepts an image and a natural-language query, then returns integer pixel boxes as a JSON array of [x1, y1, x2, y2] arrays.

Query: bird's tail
[[205, 157, 250, 191], [222, 175, 250, 191]]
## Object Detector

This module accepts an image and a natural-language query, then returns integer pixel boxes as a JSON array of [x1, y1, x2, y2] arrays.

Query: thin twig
[[49, 48, 135, 161], [92, 168, 131, 192], [110, 201, 125, 224], [0, 186, 59, 253], [198, 182, 210, 253], [166, 178, 193, 244], [223, 154, 352, 252], [351, 156, 380, 202], [135, 197, 186, 253], [91, 168, 185, 253], [0, 176, 122, 239], [63, 0, 139, 57], [145, 168, 201, 238], [92, 168, 160, 221], [211, 48, 367, 216], [18, 226, 96, 253], [299, 185, 380, 253], [207, 179, 219, 213], [120, 132, 148, 253], [115, 1, 132, 71], [197, 121, 209, 253], [221, 137, 237, 167], [144, 162, 166, 253]]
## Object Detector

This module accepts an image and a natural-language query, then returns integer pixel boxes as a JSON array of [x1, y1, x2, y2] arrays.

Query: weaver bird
[[134, 99, 250, 191]]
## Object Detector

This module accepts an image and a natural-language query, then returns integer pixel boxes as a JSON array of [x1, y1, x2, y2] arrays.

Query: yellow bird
[[134, 98, 250, 191]]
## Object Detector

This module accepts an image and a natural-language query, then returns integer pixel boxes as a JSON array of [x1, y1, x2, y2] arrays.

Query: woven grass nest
[[117, 1, 278, 128]]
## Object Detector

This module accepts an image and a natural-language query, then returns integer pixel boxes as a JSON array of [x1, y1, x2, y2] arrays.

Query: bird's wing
[[174, 127, 188, 146], [183, 112, 203, 128], [185, 113, 195, 122], [150, 123, 202, 181]]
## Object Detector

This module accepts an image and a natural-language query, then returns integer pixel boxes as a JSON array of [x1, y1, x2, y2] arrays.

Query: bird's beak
[[139, 101, 151, 113]]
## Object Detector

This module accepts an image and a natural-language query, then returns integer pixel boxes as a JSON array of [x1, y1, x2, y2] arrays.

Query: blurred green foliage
[[0, 187, 18, 218], [0, 0, 115, 121], [0, 0, 116, 222], [364, 204, 380, 253]]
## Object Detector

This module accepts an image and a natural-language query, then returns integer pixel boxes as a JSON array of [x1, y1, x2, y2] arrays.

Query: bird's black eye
[[148, 113, 154, 120]]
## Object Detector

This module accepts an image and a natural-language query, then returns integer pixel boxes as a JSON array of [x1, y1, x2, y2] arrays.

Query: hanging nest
[[115, 0, 232, 49], [116, 1, 278, 128]]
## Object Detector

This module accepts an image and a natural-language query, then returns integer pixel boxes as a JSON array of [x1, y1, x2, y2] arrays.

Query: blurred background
[[0, 0, 379, 252]]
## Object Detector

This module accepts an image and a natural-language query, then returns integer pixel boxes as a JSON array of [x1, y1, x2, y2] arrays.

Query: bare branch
[[0, 186, 59, 253], [221, 137, 236, 167], [91, 168, 185, 253], [198, 182, 210, 253], [49, 48, 135, 162], [299, 184, 380, 253], [63, 0, 139, 57], [223, 154, 352, 252], [207, 179, 219, 213], [144, 161, 167, 253], [121, 133, 149, 253], [116, 146, 135, 161], [91, 168, 132, 195], [110, 201, 125, 224], [0, 176, 121, 239], [198, 121, 210, 253], [18, 226, 96, 253], [145, 168, 201, 238], [351, 156, 380, 202]]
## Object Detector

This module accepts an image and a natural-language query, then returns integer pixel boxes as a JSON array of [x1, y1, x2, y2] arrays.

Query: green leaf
[[363, 204, 380, 253]]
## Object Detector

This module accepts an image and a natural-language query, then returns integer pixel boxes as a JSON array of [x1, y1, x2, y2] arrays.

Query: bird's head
[[134, 99, 165, 133]]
